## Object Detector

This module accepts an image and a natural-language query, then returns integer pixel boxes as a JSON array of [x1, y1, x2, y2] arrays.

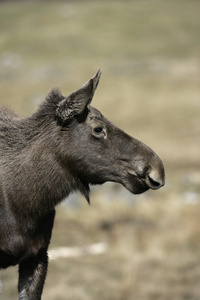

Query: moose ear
[[56, 69, 102, 123]]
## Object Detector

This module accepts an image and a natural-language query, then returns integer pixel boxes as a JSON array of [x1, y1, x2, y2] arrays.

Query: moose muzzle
[[127, 151, 165, 192]]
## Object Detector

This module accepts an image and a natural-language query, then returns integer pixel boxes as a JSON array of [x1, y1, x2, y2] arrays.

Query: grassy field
[[0, 0, 200, 299]]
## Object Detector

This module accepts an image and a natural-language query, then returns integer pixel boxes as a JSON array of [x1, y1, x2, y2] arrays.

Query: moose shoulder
[[0, 70, 165, 299]]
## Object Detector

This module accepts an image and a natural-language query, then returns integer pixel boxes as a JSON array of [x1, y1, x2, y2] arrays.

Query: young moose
[[0, 70, 165, 299]]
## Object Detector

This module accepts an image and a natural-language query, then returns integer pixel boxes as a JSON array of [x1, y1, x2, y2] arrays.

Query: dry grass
[[0, 0, 200, 299], [2, 190, 200, 300]]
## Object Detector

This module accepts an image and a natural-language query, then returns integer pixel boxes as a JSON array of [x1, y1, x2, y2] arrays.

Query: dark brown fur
[[0, 70, 165, 299]]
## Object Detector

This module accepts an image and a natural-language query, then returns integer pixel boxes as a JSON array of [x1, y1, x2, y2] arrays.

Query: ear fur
[[56, 69, 102, 123]]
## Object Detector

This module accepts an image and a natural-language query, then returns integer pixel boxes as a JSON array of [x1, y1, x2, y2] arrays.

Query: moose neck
[[8, 114, 85, 218]]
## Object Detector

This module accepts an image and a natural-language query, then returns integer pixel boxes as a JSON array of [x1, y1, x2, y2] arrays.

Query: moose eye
[[94, 127, 103, 134], [92, 126, 107, 139]]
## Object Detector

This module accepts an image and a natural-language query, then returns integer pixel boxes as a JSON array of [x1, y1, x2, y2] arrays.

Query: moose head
[[44, 69, 165, 204]]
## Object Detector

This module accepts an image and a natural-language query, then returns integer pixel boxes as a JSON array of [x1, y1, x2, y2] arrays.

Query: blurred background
[[0, 0, 199, 299]]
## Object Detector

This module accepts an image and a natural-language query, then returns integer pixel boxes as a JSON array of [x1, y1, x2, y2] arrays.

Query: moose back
[[0, 70, 165, 299]]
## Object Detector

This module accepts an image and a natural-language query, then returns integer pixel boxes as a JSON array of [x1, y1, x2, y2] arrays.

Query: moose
[[0, 70, 165, 299]]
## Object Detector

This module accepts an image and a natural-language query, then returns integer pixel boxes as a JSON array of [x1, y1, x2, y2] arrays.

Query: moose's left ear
[[56, 69, 102, 123]]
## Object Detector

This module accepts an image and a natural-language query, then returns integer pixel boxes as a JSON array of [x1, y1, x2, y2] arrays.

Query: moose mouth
[[124, 172, 150, 195], [125, 166, 164, 194]]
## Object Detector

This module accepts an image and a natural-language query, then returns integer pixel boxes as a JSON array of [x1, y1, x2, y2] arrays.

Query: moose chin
[[0, 70, 165, 299]]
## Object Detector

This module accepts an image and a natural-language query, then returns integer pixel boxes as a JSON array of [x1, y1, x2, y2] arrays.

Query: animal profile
[[0, 70, 165, 299]]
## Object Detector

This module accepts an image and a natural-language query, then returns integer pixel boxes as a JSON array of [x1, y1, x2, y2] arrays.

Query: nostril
[[147, 174, 164, 189], [133, 158, 165, 190]]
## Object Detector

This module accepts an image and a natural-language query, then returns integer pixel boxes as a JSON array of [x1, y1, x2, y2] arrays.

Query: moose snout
[[131, 155, 165, 191], [146, 168, 165, 190]]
